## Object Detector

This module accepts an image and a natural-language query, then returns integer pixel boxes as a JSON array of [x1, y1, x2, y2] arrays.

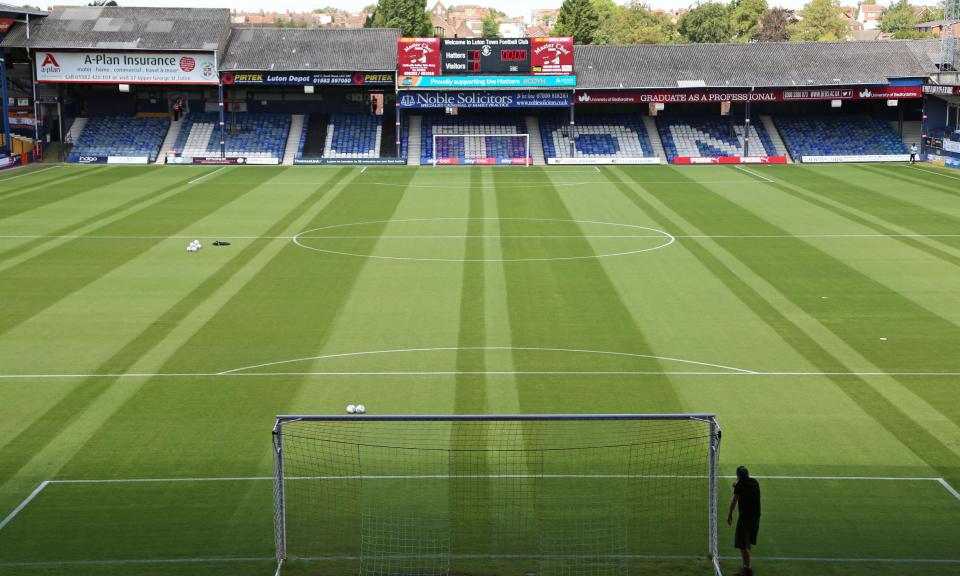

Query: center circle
[[292, 218, 675, 262]]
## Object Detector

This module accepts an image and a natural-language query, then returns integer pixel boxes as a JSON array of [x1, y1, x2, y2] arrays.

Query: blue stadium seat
[[325, 113, 381, 158], [540, 114, 654, 161], [656, 116, 775, 162], [172, 113, 291, 160], [67, 116, 170, 162], [775, 116, 909, 159]]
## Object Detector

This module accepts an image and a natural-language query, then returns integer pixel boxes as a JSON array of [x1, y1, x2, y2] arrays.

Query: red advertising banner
[[673, 156, 788, 164], [397, 38, 442, 77], [531, 37, 574, 75], [576, 86, 922, 105], [0, 18, 16, 33]]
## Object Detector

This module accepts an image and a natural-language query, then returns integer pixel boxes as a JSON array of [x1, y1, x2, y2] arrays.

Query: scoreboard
[[441, 38, 531, 75], [397, 37, 574, 77]]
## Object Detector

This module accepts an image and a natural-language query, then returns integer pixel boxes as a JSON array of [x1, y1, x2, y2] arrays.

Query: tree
[[481, 12, 500, 37], [88, 0, 118, 5], [880, 0, 919, 34], [602, 1, 677, 43], [789, 0, 849, 40], [678, 2, 733, 43], [367, 0, 432, 36], [756, 6, 793, 41], [554, 0, 600, 44], [730, 0, 768, 41]]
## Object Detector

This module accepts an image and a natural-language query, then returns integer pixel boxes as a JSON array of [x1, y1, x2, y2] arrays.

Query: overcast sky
[[49, 0, 809, 19]]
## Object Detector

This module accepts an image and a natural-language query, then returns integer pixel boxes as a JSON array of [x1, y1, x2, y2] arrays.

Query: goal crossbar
[[273, 413, 722, 576]]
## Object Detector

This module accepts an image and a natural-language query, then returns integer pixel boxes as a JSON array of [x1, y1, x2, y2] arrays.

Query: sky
[[48, 0, 808, 20]]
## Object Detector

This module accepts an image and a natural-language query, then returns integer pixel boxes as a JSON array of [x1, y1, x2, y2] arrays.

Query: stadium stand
[[67, 116, 171, 162], [173, 113, 291, 161], [775, 116, 908, 159], [540, 114, 654, 161], [656, 116, 776, 161], [324, 113, 381, 159], [420, 113, 529, 165]]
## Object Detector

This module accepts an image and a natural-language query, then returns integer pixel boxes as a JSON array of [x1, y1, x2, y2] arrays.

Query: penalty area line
[[188, 166, 229, 185], [733, 165, 775, 183], [0, 481, 49, 532]]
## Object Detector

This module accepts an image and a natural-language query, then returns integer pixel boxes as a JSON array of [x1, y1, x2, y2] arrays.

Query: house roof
[[0, 6, 230, 51], [220, 27, 399, 71], [575, 40, 942, 90], [0, 2, 45, 16]]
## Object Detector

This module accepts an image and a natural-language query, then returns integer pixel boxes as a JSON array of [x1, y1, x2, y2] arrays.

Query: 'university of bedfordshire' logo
[[577, 93, 591, 103], [859, 88, 873, 98]]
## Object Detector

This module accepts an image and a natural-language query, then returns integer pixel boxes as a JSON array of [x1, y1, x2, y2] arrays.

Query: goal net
[[432, 134, 531, 166], [273, 414, 721, 576]]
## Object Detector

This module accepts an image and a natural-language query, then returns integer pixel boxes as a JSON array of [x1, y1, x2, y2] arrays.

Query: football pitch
[[1, 162, 959, 576]]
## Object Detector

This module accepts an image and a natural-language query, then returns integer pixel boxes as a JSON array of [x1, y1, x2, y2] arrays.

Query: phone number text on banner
[[398, 91, 571, 108]]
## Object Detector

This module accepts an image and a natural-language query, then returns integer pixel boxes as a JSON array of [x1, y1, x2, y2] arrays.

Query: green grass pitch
[[0, 162, 959, 575]]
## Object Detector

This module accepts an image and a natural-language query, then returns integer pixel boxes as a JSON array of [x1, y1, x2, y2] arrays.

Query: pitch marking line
[[216, 346, 757, 376], [188, 166, 229, 185], [900, 165, 960, 182], [293, 218, 676, 262], [6, 370, 960, 380], [733, 165, 775, 183], [0, 165, 61, 183], [2, 475, 956, 535], [0, 480, 49, 531]]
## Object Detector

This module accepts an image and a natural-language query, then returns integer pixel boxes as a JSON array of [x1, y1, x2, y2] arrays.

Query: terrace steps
[[283, 115, 304, 165]]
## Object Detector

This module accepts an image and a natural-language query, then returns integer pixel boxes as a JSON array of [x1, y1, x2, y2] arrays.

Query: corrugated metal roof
[[0, 2, 46, 16], [220, 27, 400, 71], [575, 40, 941, 90], [0, 6, 230, 52]]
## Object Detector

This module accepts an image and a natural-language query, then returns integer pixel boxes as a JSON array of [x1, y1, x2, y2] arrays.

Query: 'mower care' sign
[[36, 51, 218, 84]]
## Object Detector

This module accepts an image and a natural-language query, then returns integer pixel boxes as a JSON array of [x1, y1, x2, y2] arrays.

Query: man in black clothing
[[727, 466, 761, 576]]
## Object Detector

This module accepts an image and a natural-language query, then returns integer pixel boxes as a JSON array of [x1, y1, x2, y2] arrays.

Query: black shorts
[[735, 515, 760, 549]]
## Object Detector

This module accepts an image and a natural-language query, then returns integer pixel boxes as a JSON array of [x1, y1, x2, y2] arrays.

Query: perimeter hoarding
[[575, 86, 922, 104], [398, 91, 571, 108], [36, 51, 218, 85], [923, 85, 960, 96], [221, 71, 395, 86], [399, 75, 576, 89]]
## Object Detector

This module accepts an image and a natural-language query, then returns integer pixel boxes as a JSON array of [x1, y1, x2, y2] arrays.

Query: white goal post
[[272, 413, 722, 576], [432, 133, 531, 166]]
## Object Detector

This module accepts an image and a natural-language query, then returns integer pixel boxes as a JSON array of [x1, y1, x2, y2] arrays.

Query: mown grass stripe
[[492, 167, 685, 414], [858, 164, 960, 199], [454, 169, 488, 414], [0, 170, 204, 262], [0, 168, 308, 489], [0, 166, 144, 221], [0, 169, 283, 341], [607, 166, 960, 491], [785, 165, 960, 257]]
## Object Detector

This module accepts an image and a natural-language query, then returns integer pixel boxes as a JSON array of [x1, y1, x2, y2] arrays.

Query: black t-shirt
[[734, 477, 761, 518]]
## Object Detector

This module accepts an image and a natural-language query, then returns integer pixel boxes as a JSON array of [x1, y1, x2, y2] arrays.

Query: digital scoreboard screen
[[442, 38, 531, 75], [397, 37, 574, 77]]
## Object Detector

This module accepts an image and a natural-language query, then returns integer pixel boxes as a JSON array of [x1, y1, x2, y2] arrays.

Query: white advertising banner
[[107, 156, 149, 164], [801, 154, 911, 163], [944, 139, 960, 154], [36, 51, 218, 85], [547, 157, 662, 165]]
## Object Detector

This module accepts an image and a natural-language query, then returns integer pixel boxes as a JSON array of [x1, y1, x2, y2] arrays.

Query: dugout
[[218, 27, 403, 164], [1, 6, 229, 163], [922, 84, 960, 168]]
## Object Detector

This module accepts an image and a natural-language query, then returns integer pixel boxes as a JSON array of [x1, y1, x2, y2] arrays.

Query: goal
[[272, 414, 722, 576], [432, 134, 531, 166]]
